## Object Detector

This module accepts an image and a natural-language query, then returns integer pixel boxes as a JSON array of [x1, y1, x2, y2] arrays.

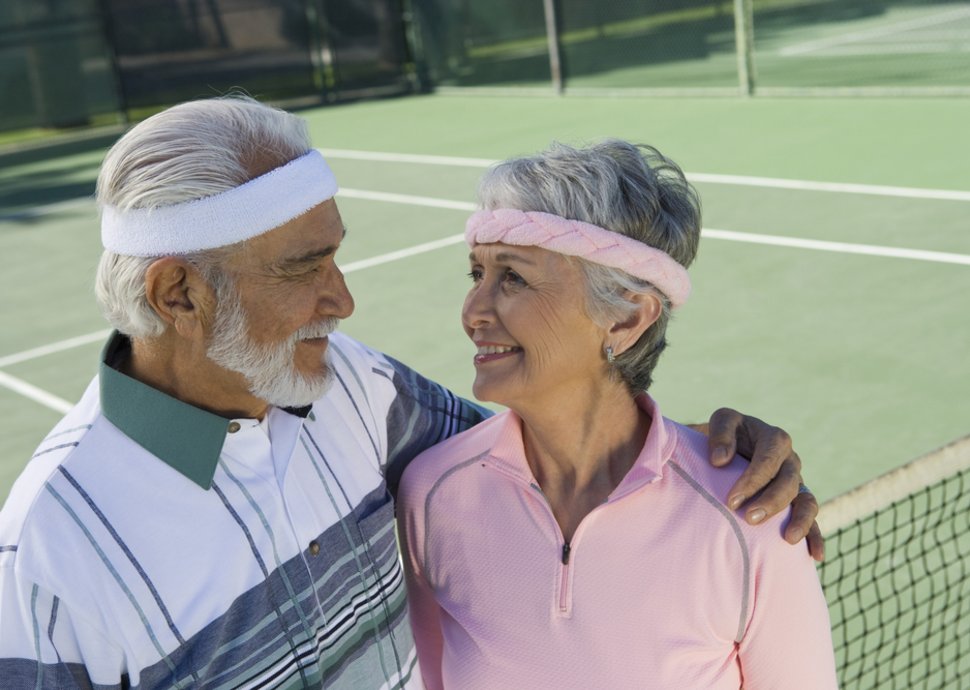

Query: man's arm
[[379, 354, 491, 497], [692, 408, 824, 562]]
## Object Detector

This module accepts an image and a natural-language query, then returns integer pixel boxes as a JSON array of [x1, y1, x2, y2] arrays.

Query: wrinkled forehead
[[468, 241, 580, 275], [228, 198, 346, 270], [470, 241, 554, 261]]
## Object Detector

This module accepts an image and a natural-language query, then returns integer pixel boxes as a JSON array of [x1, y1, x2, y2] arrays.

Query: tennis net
[[816, 434, 970, 689]]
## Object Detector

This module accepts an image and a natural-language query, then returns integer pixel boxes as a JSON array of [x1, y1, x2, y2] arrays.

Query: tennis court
[[754, 2, 970, 89], [2, 93, 969, 686], [774, 4, 970, 58]]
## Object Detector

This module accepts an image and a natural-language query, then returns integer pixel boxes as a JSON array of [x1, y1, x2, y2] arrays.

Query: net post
[[733, 0, 756, 96]]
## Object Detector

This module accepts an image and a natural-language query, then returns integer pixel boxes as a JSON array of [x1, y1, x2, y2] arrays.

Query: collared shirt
[[0, 331, 489, 689], [398, 395, 838, 690]]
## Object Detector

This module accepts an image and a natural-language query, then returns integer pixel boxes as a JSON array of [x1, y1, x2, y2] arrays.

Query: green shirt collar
[[99, 332, 234, 490]]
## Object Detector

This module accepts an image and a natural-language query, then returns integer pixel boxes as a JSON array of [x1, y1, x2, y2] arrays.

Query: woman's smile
[[474, 342, 523, 364]]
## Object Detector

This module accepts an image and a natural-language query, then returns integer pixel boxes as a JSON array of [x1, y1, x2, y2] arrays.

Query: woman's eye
[[467, 268, 483, 282], [504, 269, 527, 286]]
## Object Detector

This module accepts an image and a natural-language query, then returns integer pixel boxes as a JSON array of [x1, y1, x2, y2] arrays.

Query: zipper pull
[[561, 542, 571, 565]]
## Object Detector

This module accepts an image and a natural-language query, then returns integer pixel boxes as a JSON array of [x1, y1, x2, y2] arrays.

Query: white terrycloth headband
[[100, 149, 337, 256], [465, 208, 692, 308]]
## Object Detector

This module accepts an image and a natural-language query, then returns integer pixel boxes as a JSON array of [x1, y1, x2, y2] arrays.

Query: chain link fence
[[3, 0, 969, 134], [1, 1, 120, 131], [1, 0, 417, 134], [409, 0, 970, 95]]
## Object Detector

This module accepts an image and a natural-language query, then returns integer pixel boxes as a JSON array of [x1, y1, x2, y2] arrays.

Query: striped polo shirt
[[0, 331, 488, 689]]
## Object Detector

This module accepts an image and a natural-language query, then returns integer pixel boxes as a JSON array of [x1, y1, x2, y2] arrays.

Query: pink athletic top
[[398, 395, 837, 689]]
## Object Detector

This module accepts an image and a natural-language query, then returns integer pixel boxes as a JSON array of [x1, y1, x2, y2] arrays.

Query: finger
[[806, 521, 825, 562], [783, 490, 820, 544], [736, 457, 800, 523], [727, 433, 797, 510], [706, 407, 743, 467]]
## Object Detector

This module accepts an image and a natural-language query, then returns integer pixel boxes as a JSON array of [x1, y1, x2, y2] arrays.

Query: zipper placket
[[559, 542, 572, 612], [493, 444, 664, 619], [551, 479, 661, 615], [527, 481, 577, 615]]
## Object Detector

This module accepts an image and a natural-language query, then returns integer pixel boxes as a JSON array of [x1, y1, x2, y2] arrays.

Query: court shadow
[[0, 133, 115, 219]]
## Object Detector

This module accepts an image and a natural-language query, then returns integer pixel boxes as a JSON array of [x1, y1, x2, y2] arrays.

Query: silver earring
[[605, 345, 615, 364]]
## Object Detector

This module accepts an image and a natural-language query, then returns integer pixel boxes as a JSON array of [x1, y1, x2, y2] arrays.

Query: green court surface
[[1, 94, 968, 508]]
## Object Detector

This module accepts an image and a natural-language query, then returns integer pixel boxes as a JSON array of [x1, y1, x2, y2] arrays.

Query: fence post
[[95, 0, 129, 124], [733, 0, 756, 95], [542, 0, 563, 94], [305, 0, 337, 100]]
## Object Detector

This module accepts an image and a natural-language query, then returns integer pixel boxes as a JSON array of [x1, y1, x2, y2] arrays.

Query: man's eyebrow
[[278, 227, 347, 268], [279, 248, 334, 268]]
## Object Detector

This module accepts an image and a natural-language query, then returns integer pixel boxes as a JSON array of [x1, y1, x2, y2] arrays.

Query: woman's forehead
[[469, 243, 569, 268]]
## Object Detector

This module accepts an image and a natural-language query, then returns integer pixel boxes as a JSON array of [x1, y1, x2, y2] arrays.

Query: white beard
[[206, 284, 339, 408]]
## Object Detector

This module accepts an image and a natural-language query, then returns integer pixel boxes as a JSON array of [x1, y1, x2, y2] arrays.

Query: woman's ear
[[144, 258, 217, 339], [608, 291, 663, 355]]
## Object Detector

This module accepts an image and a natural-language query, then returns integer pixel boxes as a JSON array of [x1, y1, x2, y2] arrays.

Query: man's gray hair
[[477, 139, 701, 394], [94, 95, 313, 338]]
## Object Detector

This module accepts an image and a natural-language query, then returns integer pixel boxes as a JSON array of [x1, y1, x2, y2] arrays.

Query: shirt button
[[308, 540, 321, 556], [227, 421, 241, 433]]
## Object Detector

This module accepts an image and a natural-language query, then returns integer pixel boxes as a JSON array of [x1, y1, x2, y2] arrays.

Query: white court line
[[780, 6, 970, 56], [0, 329, 112, 369], [809, 43, 970, 56], [686, 173, 970, 202], [340, 234, 467, 272], [324, 149, 970, 202], [320, 148, 497, 168], [339, 188, 476, 211], [702, 229, 970, 265], [0, 371, 73, 414]]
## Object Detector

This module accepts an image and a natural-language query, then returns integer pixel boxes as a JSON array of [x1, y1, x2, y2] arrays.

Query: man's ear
[[144, 258, 217, 338], [608, 291, 663, 356]]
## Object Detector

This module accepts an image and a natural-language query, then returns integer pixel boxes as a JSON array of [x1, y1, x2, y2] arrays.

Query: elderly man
[[0, 97, 819, 688]]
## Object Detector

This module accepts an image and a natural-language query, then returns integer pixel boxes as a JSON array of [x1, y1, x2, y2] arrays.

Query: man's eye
[[290, 266, 318, 279]]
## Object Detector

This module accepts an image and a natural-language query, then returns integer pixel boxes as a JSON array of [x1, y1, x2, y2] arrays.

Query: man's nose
[[322, 266, 355, 319]]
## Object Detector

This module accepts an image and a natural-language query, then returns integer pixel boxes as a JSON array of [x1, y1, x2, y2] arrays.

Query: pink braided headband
[[464, 208, 691, 308]]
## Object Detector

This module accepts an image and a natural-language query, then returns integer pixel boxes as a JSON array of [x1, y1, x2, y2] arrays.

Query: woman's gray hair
[[94, 95, 313, 338], [477, 139, 701, 394]]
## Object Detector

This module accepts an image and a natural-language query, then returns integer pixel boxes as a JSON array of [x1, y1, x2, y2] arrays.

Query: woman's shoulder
[[664, 418, 793, 544], [400, 410, 511, 491], [665, 419, 747, 492]]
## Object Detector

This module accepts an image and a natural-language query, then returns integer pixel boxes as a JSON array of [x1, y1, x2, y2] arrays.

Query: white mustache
[[295, 318, 339, 341]]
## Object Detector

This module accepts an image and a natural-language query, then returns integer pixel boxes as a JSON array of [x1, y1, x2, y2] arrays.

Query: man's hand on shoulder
[[692, 408, 824, 562]]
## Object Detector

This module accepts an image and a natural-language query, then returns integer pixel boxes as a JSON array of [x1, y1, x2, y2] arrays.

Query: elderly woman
[[397, 141, 837, 689]]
